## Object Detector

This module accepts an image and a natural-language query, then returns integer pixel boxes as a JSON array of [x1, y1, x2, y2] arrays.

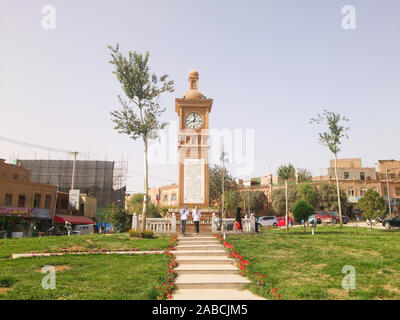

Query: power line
[[0, 136, 71, 154]]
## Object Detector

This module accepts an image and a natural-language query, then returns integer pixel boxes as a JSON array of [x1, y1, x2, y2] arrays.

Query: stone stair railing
[[211, 213, 256, 233], [131, 212, 176, 233]]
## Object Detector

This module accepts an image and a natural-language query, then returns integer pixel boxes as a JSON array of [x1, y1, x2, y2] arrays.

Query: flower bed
[[214, 234, 280, 300], [153, 234, 178, 300]]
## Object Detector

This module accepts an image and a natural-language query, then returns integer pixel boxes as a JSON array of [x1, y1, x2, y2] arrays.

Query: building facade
[[0, 159, 57, 238]]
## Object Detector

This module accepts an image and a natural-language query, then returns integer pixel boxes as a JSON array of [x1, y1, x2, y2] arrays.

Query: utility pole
[[70, 151, 79, 190], [386, 169, 392, 217]]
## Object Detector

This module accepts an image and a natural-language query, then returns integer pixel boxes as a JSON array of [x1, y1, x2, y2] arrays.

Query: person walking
[[234, 207, 244, 235], [180, 205, 189, 235], [192, 206, 201, 234]]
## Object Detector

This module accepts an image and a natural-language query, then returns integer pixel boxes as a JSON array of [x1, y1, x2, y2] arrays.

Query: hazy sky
[[1, 0, 399, 193]]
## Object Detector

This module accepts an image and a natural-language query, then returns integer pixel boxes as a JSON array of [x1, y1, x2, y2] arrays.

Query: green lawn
[[0, 234, 170, 259], [227, 226, 400, 300], [0, 254, 169, 300]]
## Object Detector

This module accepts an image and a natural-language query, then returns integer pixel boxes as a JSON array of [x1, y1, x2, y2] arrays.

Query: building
[[149, 184, 180, 208], [0, 159, 57, 238], [17, 159, 126, 208], [175, 70, 212, 207]]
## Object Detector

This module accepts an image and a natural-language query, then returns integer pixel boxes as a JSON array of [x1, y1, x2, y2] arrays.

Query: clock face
[[185, 112, 203, 129]]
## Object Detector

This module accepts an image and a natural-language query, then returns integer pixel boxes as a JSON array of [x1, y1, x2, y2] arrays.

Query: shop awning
[[54, 214, 94, 225]]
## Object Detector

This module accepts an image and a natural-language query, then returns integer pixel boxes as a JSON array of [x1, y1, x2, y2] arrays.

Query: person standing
[[234, 207, 244, 235], [192, 206, 201, 234], [180, 205, 189, 235]]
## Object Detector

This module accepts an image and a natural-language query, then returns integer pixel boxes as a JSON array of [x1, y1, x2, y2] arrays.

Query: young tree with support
[[108, 44, 174, 231], [310, 110, 349, 228], [277, 164, 296, 231]]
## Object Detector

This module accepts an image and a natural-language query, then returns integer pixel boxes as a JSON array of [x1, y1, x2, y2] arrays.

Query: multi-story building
[[149, 184, 180, 207], [0, 159, 57, 238]]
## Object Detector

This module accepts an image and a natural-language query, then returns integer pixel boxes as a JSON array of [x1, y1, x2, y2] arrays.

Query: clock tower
[[175, 70, 213, 207]]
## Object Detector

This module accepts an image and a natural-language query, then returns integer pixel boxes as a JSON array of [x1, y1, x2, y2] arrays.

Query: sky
[[0, 0, 399, 193]]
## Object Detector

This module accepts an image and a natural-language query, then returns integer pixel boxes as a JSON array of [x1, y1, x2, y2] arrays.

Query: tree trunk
[[221, 169, 225, 219], [334, 155, 343, 228], [141, 137, 149, 231], [285, 180, 289, 231]]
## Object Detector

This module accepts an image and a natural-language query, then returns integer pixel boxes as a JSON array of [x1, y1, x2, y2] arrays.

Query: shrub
[[292, 200, 314, 232], [128, 229, 154, 239], [0, 277, 16, 288]]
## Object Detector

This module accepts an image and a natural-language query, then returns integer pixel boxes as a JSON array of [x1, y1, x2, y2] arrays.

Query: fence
[[131, 212, 176, 233], [131, 212, 256, 234]]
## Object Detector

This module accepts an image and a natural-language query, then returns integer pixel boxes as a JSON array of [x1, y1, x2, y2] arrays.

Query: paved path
[[172, 234, 264, 300]]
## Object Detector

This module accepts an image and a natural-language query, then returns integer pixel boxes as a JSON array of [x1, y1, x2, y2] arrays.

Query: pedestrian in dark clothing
[[234, 207, 244, 234]]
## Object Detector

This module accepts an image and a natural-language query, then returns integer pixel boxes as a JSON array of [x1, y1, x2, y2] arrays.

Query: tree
[[277, 164, 296, 230], [293, 200, 314, 232], [240, 191, 268, 215], [209, 164, 236, 210], [126, 193, 160, 218], [220, 145, 229, 218], [357, 189, 387, 230], [108, 44, 174, 231], [318, 183, 348, 213], [104, 204, 131, 232], [297, 168, 313, 183], [271, 185, 299, 215], [310, 110, 349, 227], [223, 190, 240, 217], [297, 183, 320, 208]]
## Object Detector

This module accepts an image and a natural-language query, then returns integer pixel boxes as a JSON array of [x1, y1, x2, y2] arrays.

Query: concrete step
[[177, 240, 220, 245], [174, 274, 251, 290], [174, 250, 226, 256], [176, 256, 233, 265], [172, 289, 264, 300], [178, 236, 216, 241], [175, 244, 223, 251], [175, 264, 238, 274]]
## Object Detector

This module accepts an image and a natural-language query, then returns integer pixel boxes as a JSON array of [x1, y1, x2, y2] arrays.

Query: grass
[[226, 226, 400, 300], [0, 253, 169, 300], [0, 233, 170, 259]]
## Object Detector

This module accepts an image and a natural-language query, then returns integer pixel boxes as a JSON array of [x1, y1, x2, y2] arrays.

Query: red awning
[[54, 214, 95, 225]]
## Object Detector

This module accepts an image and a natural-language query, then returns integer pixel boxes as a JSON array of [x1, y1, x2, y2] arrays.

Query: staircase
[[172, 234, 264, 300]]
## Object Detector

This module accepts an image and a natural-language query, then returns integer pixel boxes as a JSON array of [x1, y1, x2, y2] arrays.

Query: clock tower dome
[[175, 70, 213, 207]]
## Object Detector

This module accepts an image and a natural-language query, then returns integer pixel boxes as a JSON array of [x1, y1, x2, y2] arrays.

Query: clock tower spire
[[175, 70, 213, 207]]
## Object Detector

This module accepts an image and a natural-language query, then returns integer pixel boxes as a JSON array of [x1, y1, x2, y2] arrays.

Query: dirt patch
[[0, 288, 11, 295], [384, 284, 400, 295], [312, 263, 327, 270], [54, 265, 71, 272], [37, 265, 71, 272], [327, 288, 349, 299]]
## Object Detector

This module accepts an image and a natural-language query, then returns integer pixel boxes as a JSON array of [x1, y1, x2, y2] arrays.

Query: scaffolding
[[17, 158, 128, 208]]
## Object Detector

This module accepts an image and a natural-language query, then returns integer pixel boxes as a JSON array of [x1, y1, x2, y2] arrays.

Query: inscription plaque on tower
[[183, 159, 205, 204]]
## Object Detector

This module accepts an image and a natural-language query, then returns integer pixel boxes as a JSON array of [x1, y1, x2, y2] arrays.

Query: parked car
[[382, 216, 400, 230], [307, 214, 321, 225], [71, 224, 94, 235], [316, 212, 349, 224], [276, 216, 293, 227], [257, 216, 278, 227]]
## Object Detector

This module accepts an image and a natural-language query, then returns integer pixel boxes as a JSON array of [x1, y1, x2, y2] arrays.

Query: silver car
[[71, 224, 94, 235], [258, 216, 278, 227]]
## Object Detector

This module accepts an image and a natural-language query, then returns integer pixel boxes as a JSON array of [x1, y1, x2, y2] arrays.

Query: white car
[[257, 216, 278, 227], [71, 224, 94, 235]]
